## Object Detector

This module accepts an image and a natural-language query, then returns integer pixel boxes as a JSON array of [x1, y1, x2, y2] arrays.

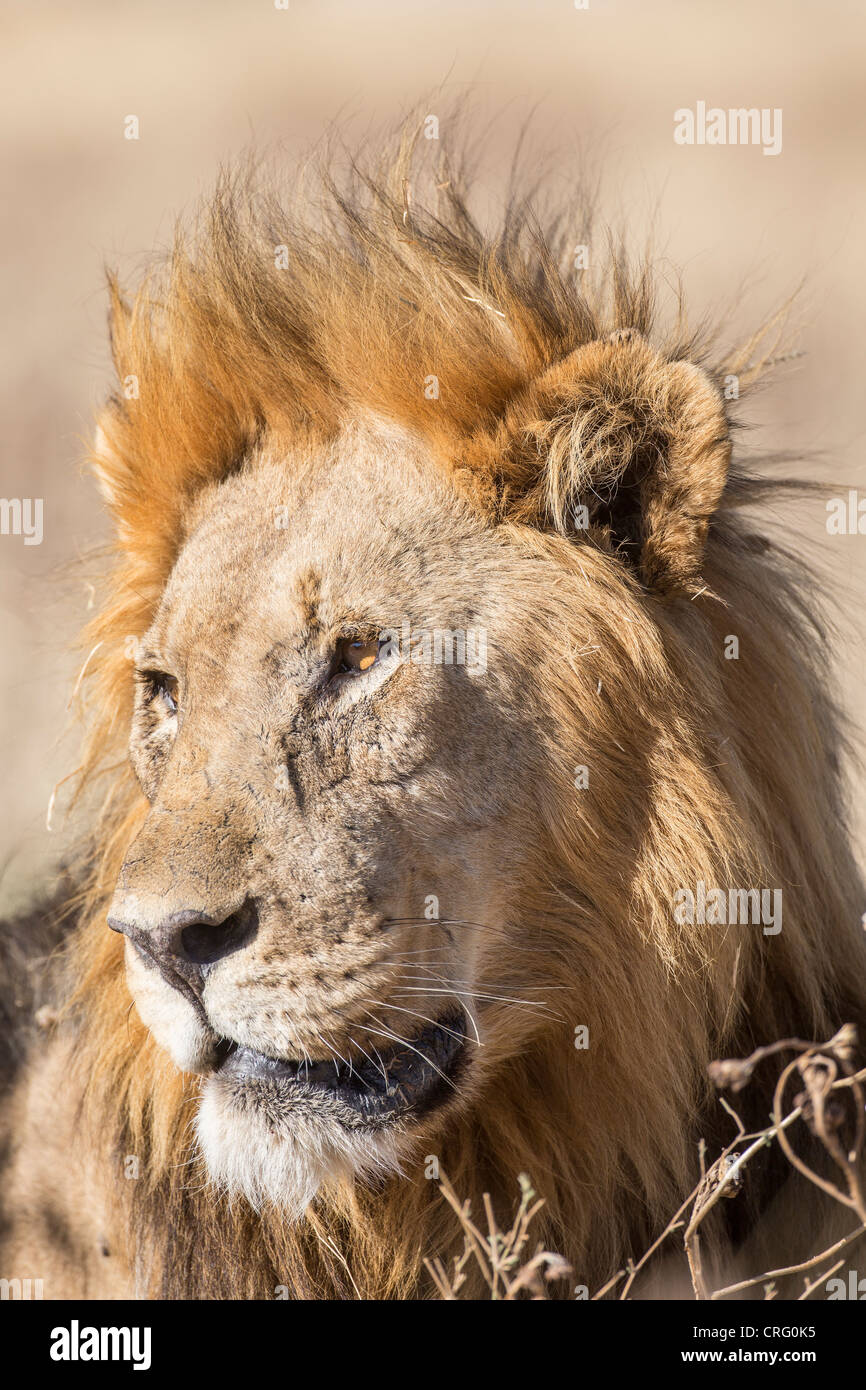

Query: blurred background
[[1, 0, 863, 911]]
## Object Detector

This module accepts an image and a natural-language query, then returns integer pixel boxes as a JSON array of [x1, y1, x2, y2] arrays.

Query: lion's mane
[[21, 125, 866, 1298]]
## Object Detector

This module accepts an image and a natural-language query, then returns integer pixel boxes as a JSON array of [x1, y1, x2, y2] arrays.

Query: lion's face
[[109, 422, 553, 1211]]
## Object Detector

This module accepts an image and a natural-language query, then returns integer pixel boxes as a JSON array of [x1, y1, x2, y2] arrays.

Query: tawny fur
[[2, 123, 865, 1300]]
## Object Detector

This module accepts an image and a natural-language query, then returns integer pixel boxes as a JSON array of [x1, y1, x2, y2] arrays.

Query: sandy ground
[[0, 0, 863, 912]]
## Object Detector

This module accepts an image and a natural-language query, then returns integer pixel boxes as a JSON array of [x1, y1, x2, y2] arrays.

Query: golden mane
[[59, 122, 866, 1298]]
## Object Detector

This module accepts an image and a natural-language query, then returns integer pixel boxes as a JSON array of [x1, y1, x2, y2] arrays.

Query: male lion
[[2, 133, 865, 1300]]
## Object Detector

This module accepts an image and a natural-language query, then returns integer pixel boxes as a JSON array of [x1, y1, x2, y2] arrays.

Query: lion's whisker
[[346, 1034, 388, 1084], [383, 973, 567, 1006], [389, 966, 568, 996], [355, 1014, 454, 1089], [383, 917, 547, 950], [313, 1028, 353, 1080], [359, 998, 478, 1049], [391, 984, 564, 1021]]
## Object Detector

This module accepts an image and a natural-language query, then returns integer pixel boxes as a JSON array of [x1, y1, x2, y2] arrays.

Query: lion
[[2, 129, 865, 1301]]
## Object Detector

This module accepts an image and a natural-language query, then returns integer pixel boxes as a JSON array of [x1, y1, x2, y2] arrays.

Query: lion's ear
[[490, 330, 731, 595]]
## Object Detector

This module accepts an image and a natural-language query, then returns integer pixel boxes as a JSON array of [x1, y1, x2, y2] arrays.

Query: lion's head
[[69, 138, 866, 1296], [107, 421, 549, 1212]]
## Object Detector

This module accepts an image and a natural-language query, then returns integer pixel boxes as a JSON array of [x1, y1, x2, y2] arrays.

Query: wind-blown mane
[[39, 122, 866, 1298]]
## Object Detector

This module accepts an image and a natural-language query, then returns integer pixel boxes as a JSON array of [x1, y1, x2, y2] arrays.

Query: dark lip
[[212, 1011, 468, 1125]]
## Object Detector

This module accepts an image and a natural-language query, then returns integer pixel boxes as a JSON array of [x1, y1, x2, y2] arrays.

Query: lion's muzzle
[[212, 1010, 467, 1127]]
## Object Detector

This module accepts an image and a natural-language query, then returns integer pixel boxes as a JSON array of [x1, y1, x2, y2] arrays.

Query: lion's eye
[[335, 637, 380, 675], [138, 670, 179, 715]]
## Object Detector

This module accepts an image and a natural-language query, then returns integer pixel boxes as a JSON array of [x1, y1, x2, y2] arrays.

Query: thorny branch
[[623, 1024, 866, 1302], [432, 1026, 866, 1301]]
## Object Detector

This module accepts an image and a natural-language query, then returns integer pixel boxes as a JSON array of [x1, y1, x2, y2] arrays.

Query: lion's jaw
[[195, 1076, 410, 1217], [108, 425, 549, 1213]]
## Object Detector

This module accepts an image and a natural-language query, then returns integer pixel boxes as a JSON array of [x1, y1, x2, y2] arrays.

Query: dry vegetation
[[433, 1025, 866, 1301]]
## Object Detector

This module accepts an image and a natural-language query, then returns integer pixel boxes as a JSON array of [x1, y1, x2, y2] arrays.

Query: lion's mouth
[[212, 1011, 468, 1126]]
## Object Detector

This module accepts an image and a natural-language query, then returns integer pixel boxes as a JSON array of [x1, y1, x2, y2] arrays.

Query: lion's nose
[[107, 901, 258, 995]]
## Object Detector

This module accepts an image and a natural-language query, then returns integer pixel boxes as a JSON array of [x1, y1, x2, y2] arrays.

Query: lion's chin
[[193, 1011, 468, 1214], [195, 1078, 410, 1215]]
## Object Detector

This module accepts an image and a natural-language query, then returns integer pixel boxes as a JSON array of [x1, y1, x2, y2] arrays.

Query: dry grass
[[425, 1172, 572, 1300], [434, 1024, 866, 1301]]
